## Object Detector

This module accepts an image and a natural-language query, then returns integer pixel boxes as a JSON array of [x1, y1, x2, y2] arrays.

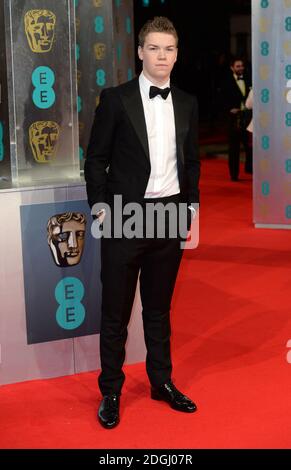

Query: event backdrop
[[252, 0, 291, 227], [20, 199, 101, 344], [0, 3, 11, 187], [75, 0, 135, 171], [2, 0, 79, 186], [0, 0, 145, 386]]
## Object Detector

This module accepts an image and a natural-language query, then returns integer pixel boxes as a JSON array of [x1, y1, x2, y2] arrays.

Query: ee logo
[[96, 69, 106, 86], [32, 66, 55, 109], [55, 277, 85, 330], [261, 181, 270, 196], [94, 16, 104, 33], [261, 135, 270, 150]]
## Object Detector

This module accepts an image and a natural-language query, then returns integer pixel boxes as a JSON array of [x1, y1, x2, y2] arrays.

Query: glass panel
[[4, 0, 79, 186]]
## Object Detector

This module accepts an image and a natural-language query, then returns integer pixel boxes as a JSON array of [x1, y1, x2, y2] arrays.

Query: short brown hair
[[138, 16, 178, 48]]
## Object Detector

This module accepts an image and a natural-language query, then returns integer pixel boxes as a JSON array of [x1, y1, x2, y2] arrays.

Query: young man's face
[[138, 32, 177, 85]]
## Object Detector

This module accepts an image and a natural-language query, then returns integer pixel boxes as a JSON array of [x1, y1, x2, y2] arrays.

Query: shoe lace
[[165, 380, 184, 398]]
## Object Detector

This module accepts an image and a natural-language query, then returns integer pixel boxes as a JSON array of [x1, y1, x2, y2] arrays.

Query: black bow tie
[[149, 85, 171, 100], [236, 75, 244, 81]]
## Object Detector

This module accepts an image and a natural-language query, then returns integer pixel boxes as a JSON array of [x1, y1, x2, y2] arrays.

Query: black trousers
[[228, 114, 252, 179], [98, 194, 184, 395]]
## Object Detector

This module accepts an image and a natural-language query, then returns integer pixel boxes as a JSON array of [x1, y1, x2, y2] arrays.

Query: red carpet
[[1, 158, 291, 449]]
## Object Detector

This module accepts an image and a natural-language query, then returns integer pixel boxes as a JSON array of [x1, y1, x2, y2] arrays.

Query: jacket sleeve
[[184, 96, 200, 205], [84, 88, 116, 209]]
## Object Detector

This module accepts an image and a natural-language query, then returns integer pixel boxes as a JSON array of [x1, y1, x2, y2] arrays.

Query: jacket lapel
[[119, 78, 150, 162], [119, 79, 187, 165]]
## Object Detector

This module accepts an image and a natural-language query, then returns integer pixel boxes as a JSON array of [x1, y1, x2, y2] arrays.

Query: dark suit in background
[[223, 68, 252, 180]]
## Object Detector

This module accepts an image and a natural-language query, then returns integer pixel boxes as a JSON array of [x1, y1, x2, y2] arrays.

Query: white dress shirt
[[139, 72, 180, 198]]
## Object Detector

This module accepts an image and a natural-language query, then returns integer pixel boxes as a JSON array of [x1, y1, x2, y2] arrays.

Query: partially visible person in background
[[245, 87, 253, 133], [222, 56, 252, 181]]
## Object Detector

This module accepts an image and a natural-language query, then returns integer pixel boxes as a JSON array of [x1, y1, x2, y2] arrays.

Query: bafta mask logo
[[283, 181, 291, 196], [259, 65, 269, 81], [93, 0, 103, 7], [47, 212, 86, 267], [259, 203, 269, 218], [259, 111, 270, 129], [24, 10, 56, 53], [259, 17, 270, 33], [78, 121, 85, 137], [77, 69, 82, 86], [284, 41, 291, 56], [75, 17, 80, 33], [259, 158, 270, 173], [29, 121, 60, 163], [283, 134, 291, 151], [94, 43, 106, 60]]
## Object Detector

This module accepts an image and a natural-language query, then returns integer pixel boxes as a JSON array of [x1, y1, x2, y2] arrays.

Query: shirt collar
[[234, 73, 243, 81], [139, 72, 170, 100]]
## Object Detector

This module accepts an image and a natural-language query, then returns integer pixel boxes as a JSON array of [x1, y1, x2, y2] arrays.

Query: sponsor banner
[[20, 199, 101, 344], [75, 0, 135, 171], [4, 0, 79, 184], [253, 0, 291, 224]]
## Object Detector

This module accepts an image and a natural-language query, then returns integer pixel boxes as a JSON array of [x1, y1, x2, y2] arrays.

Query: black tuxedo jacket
[[222, 72, 252, 111], [84, 77, 200, 209]]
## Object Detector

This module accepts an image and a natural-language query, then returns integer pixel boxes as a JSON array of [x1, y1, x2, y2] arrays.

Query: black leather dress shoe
[[151, 380, 197, 413], [98, 394, 120, 429]]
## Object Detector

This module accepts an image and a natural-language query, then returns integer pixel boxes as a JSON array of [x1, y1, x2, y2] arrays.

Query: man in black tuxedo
[[222, 56, 252, 181], [84, 16, 200, 429]]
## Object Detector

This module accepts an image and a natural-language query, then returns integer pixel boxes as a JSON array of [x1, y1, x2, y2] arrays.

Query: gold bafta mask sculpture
[[259, 159, 270, 173], [78, 121, 85, 137], [284, 41, 291, 56], [93, 0, 103, 7], [259, 17, 270, 33], [283, 181, 291, 196], [259, 111, 270, 129], [47, 212, 86, 267], [24, 10, 56, 53], [75, 17, 81, 33], [259, 65, 269, 81], [77, 69, 82, 86], [94, 43, 106, 60], [283, 134, 291, 151], [29, 121, 60, 163]]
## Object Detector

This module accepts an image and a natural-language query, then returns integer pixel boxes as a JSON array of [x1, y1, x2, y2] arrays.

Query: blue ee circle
[[32, 66, 56, 109], [55, 277, 85, 330], [32, 66, 55, 87]]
